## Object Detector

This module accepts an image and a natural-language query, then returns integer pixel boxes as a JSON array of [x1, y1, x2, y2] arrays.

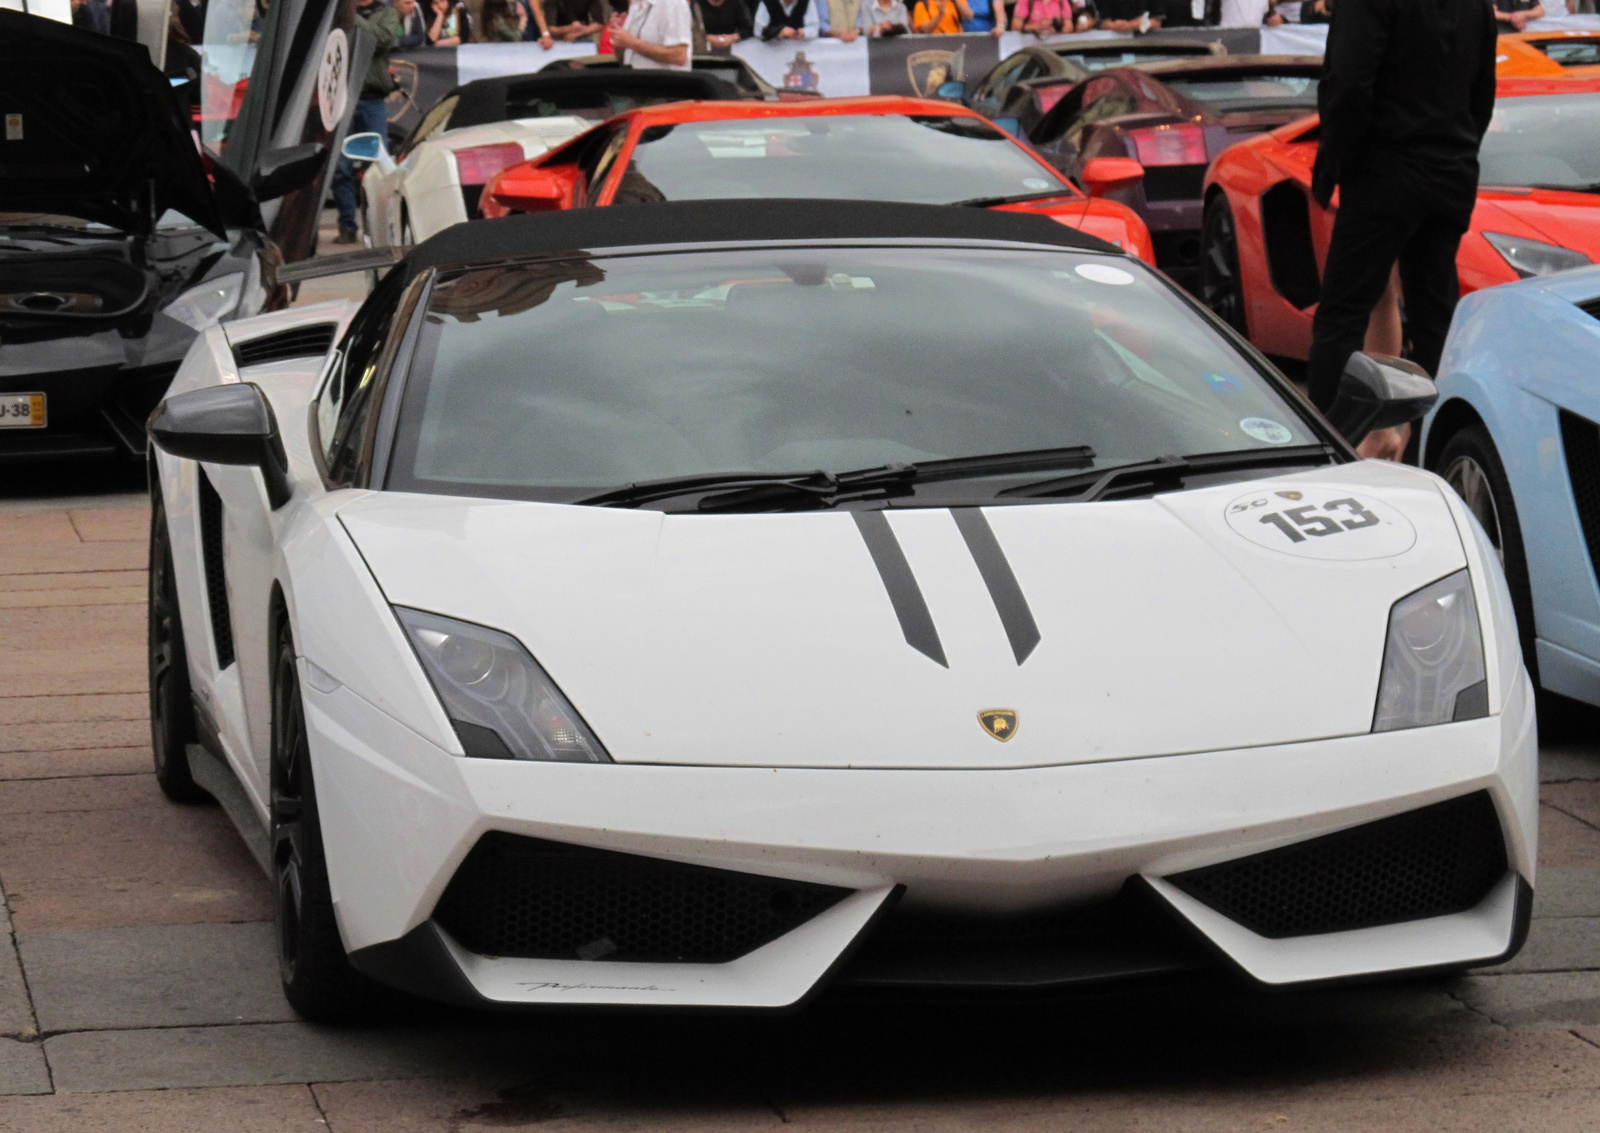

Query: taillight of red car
[[453, 142, 526, 185], [1125, 123, 1207, 166]]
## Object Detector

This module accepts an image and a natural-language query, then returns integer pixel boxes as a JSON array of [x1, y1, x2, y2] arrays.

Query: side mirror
[[1326, 353, 1438, 446], [148, 384, 294, 509], [936, 80, 968, 102], [252, 142, 328, 203], [993, 116, 1022, 137], [1081, 157, 1145, 197], [488, 164, 579, 214], [341, 132, 388, 164]]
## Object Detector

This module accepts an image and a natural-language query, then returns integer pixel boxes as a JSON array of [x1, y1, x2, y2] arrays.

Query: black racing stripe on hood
[[853, 512, 948, 668], [951, 508, 1041, 665]]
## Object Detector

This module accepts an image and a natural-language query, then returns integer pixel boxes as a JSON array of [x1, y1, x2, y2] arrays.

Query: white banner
[[732, 36, 870, 96], [456, 41, 602, 84], [1259, 23, 1327, 54]]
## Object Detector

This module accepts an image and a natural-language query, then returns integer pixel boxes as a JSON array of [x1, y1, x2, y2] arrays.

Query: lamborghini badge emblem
[[978, 709, 1018, 742]]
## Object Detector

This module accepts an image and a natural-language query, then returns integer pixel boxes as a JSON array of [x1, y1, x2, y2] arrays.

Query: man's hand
[[835, 24, 860, 38], [778, 23, 803, 35], [1356, 423, 1410, 462], [610, 23, 636, 49], [539, 30, 554, 44]]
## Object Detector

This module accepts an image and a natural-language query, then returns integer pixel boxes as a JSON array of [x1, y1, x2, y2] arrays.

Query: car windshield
[[506, 86, 707, 122], [386, 246, 1316, 503], [1536, 38, 1600, 67], [1480, 92, 1600, 189], [609, 114, 1070, 204], [1057, 49, 1205, 71], [1161, 73, 1319, 111]]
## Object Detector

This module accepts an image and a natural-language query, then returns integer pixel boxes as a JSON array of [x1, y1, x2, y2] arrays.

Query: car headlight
[[395, 606, 611, 763], [163, 272, 244, 330], [1373, 570, 1488, 732], [1482, 232, 1592, 279]]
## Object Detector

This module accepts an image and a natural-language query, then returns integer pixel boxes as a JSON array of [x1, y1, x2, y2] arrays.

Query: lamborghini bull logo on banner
[[905, 45, 965, 97]]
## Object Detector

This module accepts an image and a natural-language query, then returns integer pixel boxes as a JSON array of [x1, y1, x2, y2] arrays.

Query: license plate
[[0, 393, 45, 429]]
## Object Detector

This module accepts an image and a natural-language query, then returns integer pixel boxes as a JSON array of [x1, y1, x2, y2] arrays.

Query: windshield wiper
[[950, 189, 1078, 208], [999, 444, 1338, 502], [576, 445, 1097, 511]]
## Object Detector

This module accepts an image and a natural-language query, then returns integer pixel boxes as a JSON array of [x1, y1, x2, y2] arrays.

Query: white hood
[[338, 460, 1470, 770]]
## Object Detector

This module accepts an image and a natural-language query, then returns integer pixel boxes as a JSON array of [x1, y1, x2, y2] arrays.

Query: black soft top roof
[[404, 199, 1119, 279], [445, 70, 741, 132]]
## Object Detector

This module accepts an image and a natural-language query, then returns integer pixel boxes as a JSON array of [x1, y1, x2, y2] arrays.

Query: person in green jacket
[[332, 0, 403, 243]]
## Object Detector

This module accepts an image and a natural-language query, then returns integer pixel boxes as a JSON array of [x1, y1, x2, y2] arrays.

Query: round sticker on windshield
[[1075, 264, 1134, 286], [1224, 486, 1417, 561], [1022, 177, 1051, 190], [1240, 417, 1293, 445]]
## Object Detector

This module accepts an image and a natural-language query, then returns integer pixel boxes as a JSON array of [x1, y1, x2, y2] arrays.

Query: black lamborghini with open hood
[[0, 10, 359, 462]]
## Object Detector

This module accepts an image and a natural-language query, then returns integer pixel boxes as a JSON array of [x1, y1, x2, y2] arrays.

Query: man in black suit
[[1306, 0, 1497, 412]]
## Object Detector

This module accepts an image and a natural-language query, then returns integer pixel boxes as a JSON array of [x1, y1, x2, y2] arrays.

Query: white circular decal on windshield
[[1022, 177, 1051, 189], [1075, 263, 1134, 286], [1224, 486, 1417, 561], [316, 29, 350, 133], [1239, 417, 1292, 444]]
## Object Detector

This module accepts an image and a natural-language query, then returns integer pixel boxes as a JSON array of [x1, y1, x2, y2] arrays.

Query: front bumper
[[308, 662, 1538, 1008], [0, 318, 195, 460]]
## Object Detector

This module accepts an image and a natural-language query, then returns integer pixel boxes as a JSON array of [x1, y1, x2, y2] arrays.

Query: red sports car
[[1199, 78, 1600, 364], [480, 96, 1156, 263]]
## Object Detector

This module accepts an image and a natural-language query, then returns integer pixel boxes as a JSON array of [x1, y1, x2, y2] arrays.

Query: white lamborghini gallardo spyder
[[145, 200, 1536, 1022]]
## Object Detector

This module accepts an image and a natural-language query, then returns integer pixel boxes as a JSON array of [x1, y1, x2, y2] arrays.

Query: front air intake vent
[[231, 323, 337, 370], [197, 470, 234, 669], [1577, 297, 1600, 323], [433, 832, 850, 963], [1560, 409, 1600, 588], [1167, 791, 1506, 938]]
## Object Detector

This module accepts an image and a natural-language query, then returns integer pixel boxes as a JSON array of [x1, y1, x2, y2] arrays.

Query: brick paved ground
[[3, 247, 1600, 1129]]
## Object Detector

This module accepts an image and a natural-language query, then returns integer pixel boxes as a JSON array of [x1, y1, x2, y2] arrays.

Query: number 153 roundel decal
[[1223, 486, 1416, 561]]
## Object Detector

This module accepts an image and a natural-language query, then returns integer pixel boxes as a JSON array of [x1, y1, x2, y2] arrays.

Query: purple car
[[1025, 56, 1323, 291]]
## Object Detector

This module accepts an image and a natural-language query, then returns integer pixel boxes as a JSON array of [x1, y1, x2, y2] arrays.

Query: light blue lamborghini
[[1423, 264, 1600, 708]]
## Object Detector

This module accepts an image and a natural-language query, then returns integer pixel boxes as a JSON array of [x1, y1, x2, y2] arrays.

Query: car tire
[[1435, 424, 1539, 684], [148, 492, 210, 803], [1200, 192, 1249, 336], [270, 620, 395, 1023]]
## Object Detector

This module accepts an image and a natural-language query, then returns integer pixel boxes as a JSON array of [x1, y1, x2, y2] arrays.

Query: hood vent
[[231, 323, 337, 370], [1578, 297, 1600, 323]]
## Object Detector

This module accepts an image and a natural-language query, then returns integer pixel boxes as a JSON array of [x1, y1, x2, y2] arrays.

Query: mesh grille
[[433, 832, 850, 963], [232, 323, 337, 369], [196, 470, 234, 669], [1168, 792, 1506, 938], [1560, 410, 1600, 590]]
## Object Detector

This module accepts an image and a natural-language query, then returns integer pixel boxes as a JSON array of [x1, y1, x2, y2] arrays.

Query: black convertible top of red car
[[402, 198, 1119, 278]]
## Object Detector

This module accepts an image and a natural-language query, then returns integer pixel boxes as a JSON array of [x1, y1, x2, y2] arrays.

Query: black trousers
[[1306, 178, 1469, 411]]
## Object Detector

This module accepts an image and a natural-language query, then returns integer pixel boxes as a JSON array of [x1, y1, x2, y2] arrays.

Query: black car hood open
[[0, 11, 224, 238]]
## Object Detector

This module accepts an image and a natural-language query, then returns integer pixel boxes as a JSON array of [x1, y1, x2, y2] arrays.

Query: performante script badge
[[978, 709, 1018, 742]]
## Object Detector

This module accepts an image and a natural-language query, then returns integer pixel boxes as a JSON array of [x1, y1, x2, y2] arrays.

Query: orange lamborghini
[[1198, 77, 1600, 363], [479, 96, 1156, 262], [1496, 30, 1600, 78]]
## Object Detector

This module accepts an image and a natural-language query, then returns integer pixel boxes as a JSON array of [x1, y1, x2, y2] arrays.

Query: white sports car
[[146, 201, 1536, 1022], [351, 69, 743, 247]]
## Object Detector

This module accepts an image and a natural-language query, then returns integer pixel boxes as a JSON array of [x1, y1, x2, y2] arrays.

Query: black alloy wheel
[[149, 494, 210, 803], [1435, 424, 1539, 684], [271, 621, 394, 1022], [1200, 192, 1249, 336]]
